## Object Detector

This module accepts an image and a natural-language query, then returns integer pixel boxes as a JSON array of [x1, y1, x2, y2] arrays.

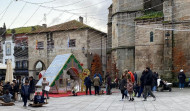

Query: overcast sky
[[0, 0, 112, 32]]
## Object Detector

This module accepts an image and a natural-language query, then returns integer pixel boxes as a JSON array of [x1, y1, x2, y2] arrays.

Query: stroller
[[159, 80, 172, 92]]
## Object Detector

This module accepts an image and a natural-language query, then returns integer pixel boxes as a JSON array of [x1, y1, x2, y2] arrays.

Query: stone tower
[[111, 0, 144, 75]]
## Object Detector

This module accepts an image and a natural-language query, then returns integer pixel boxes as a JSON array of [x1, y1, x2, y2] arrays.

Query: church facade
[[107, 0, 190, 78]]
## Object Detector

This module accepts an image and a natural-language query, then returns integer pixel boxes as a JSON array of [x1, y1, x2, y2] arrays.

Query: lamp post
[[82, 47, 87, 57]]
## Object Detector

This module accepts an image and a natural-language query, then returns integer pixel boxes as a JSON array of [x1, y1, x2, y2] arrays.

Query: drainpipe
[[171, 0, 174, 79]]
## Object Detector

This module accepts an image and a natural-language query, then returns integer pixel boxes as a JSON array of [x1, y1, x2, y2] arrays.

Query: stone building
[[0, 25, 42, 80], [108, 0, 190, 78], [28, 18, 107, 80]]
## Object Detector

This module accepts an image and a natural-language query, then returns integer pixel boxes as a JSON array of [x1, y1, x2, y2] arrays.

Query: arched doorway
[[34, 61, 45, 79]]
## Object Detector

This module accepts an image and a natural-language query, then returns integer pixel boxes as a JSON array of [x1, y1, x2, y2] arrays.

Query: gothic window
[[69, 39, 76, 47], [150, 31, 154, 42]]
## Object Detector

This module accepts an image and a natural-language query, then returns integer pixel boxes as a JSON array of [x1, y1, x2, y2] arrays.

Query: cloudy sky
[[0, 0, 112, 32]]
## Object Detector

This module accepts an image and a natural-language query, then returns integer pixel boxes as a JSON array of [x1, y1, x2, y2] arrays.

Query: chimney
[[79, 16, 83, 23], [42, 24, 47, 28]]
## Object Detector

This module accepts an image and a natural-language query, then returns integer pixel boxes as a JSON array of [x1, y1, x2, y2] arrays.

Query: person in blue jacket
[[84, 75, 92, 95], [178, 69, 186, 89], [34, 92, 45, 104], [21, 80, 30, 107]]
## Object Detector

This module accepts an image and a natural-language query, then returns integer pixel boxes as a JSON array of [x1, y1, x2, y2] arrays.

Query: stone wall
[[112, 0, 144, 14], [88, 29, 107, 76], [172, 23, 190, 76], [135, 23, 164, 75], [164, 0, 190, 22]]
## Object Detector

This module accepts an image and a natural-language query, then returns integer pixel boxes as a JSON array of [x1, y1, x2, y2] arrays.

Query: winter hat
[[180, 69, 183, 72]]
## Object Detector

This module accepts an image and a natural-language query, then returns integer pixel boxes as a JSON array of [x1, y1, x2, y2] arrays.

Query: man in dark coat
[[138, 70, 145, 97], [143, 67, 156, 101], [29, 76, 35, 100], [178, 69, 186, 89], [84, 75, 92, 95], [106, 74, 112, 95]]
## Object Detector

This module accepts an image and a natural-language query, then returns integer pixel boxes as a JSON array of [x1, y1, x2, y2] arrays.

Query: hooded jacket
[[144, 69, 153, 86]]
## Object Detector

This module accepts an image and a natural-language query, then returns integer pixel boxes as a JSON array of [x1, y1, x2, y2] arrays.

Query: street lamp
[[82, 47, 87, 57], [165, 32, 170, 47]]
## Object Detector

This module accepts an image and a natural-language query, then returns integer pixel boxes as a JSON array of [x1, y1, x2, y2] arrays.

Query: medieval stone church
[[107, 0, 190, 78]]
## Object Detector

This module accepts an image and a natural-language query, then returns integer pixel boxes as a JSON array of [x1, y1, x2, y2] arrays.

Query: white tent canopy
[[0, 63, 7, 69]]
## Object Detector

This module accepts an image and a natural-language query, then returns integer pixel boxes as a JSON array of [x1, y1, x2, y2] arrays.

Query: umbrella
[[5, 59, 13, 83]]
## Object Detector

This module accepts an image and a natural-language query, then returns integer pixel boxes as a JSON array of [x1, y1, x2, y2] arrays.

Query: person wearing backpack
[[143, 67, 156, 101]]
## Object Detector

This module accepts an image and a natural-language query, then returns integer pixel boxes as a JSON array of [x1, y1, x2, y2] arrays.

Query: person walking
[[138, 70, 145, 97], [178, 69, 186, 89], [119, 75, 127, 101], [42, 77, 49, 99], [21, 80, 30, 107], [143, 67, 156, 101], [84, 75, 92, 95], [29, 76, 35, 100], [93, 75, 100, 95]]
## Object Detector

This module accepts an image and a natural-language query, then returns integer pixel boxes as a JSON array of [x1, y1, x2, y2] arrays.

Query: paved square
[[0, 88, 189, 111]]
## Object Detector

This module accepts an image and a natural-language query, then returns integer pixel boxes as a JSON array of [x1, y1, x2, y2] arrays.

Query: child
[[21, 80, 30, 107], [127, 78, 134, 101], [34, 92, 45, 104]]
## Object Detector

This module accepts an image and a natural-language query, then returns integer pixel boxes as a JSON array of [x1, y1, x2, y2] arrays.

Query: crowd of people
[[115, 67, 161, 101], [0, 76, 48, 107], [0, 67, 188, 107]]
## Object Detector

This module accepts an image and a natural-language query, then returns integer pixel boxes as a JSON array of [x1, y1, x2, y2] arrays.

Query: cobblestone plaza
[[0, 88, 189, 111]]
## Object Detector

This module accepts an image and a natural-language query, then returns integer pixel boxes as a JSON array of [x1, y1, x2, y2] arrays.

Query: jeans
[[144, 85, 155, 99], [179, 83, 185, 88], [152, 86, 157, 91], [138, 86, 144, 97], [42, 90, 49, 99], [86, 86, 91, 95]]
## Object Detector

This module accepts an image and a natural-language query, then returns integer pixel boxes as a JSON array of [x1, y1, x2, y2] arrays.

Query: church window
[[150, 31, 154, 42]]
